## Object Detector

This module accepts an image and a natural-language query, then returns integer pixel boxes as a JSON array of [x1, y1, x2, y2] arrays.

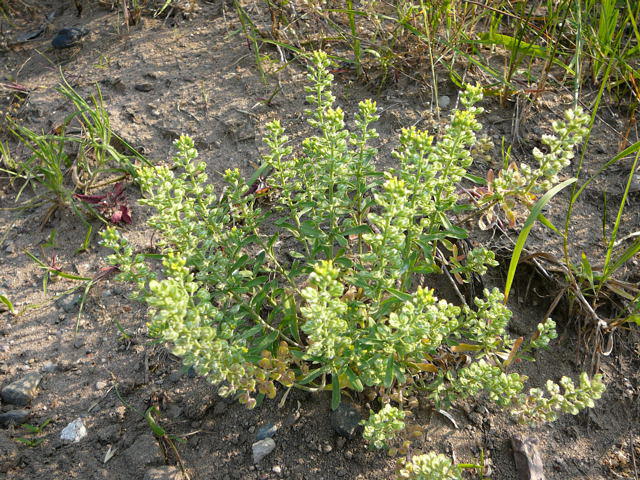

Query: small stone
[[143, 466, 184, 480], [512, 434, 544, 480], [41, 362, 58, 373], [135, 83, 154, 92], [0, 431, 20, 473], [272, 465, 282, 475], [1, 372, 43, 406], [437, 95, 451, 109], [125, 434, 163, 467], [322, 443, 332, 453], [95, 381, 108, 390], [51, 27, 89, 48], [0, 409, 29, 427], [336, 437, 346, 449], [252, 438, 276, 464], [55, 294, 80, 313], [256, 423, 277, 441], [331, 403, 363, 439], [60, 418, 88, 443], [630, 173, 640, 193]]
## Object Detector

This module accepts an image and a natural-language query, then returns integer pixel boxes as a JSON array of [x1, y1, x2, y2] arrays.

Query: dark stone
[[330, 403, 363, 439], [1, 372, 42, 406], [51, 27, 89, 49], [135, 83, 154, 92], [0, 409, 29, 427], [256, 423, 277, 441], [55, 294, 80, 313]]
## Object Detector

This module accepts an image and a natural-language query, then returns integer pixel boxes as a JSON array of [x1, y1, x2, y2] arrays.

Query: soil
[[1, 2, 639, 480]]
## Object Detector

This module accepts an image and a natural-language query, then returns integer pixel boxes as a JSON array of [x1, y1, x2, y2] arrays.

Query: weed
[[2, 77, 146, 226], [16, 418, 52, 447], [102, 51, 603, 460]]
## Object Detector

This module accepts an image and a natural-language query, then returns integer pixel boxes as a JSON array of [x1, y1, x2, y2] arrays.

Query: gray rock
[[125, 434, 163, 467], [330, 403, 363, 438], [60, 418, 87, 443], [512, 434, 545, 480], [0, 431, 20, 473], [252, 438, 276, 463], [438, 95, 451, 109], [55, 294, 80, 313], [135, 83, 154, 92], [144, 466, 184, 480], [630, 173, 640, 193], [41, 362, 59, 373], [0, 409, 29, 427], [1, 372, 43, 406], [256, 423, 277, 441]]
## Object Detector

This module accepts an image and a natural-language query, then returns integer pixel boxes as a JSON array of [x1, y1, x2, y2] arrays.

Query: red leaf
[[74, 193, 106, 204], [111, 205, 132, 224]]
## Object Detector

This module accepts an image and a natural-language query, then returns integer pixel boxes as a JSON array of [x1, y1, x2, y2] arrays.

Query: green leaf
[[251, 329, 279, 354], [331, 372, 341, 410], [384, 355, 395, 388], [300, 221, 324, 238], [385, 287, 413, 302], [299, 365, 329, 385], [334, 256, 354, 268], [341, 224, 372, 236], [145, 407, 166, 437], [243, 276, 269, 289], [580, 253, 595, 293], [0, 294, 15, 314], [344, 367, 364, 392], [504, 178, 576, 303]]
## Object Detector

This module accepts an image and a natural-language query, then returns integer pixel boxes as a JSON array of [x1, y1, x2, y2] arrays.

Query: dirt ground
[[1, 1, 639, 479]]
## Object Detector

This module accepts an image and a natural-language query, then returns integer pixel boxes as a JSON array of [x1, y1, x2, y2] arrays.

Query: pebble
[[1, 372, 43, 406], [143, 466, 184, 480], [51, 27, 89, 48], [60, 418, 88, 443], [55, 294, 80, 313], [252, 438, 276, 464], [438, 95, 451, 109], [256, 423, 277, 441], [135, 83, 155, 92], [330, 403, 363, 439], [0, 409, 29, 427], [95, 381, 108, 390], [41, 362, 59, 373], [272, 465, 282, 476], [0, 431, 20, 473]]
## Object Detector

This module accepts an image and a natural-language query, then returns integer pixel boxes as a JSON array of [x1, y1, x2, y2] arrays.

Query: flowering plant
[[101, 51, 603, 461]]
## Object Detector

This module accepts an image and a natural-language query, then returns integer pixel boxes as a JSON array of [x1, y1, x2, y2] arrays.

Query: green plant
[[1, 78, 147, 225], [362, 404, 406, 449], [397, 452, 462, 480], [16, 418, 52, 447], [102, 51, 603, 446]]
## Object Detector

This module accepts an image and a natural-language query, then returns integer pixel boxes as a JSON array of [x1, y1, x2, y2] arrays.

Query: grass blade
[[504, 178, 577, 303]]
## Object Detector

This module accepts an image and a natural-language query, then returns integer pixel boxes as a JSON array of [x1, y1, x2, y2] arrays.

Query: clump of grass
[[1, 76, 149, 225]]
